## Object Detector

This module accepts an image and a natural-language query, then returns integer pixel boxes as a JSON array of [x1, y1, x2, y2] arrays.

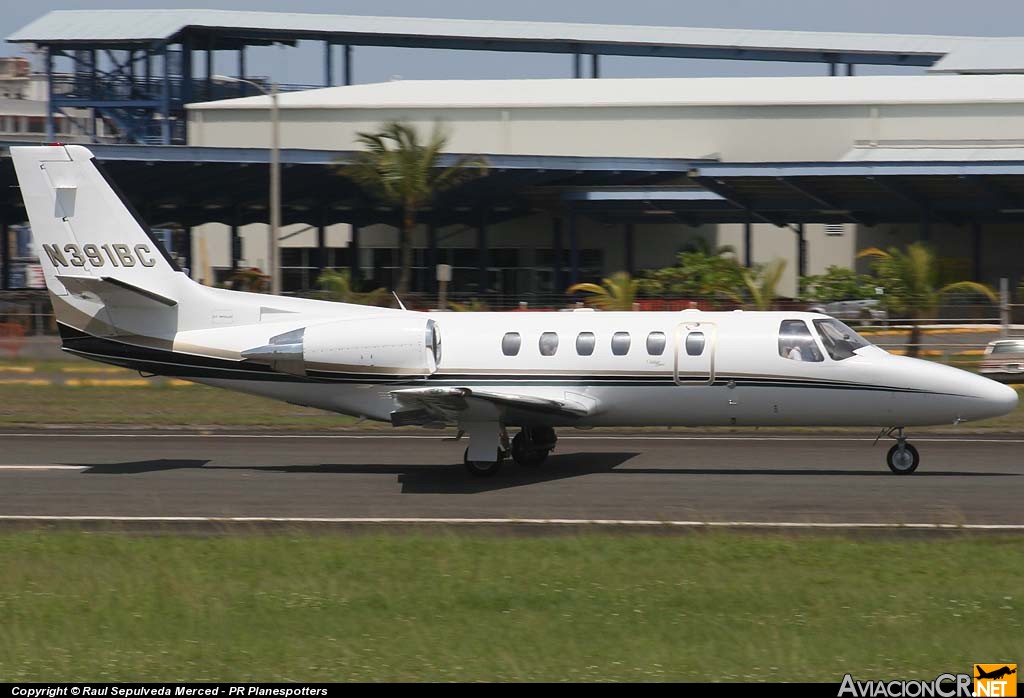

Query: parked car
[[980, 339, 1024, 383], [807, 299, 888, 325]]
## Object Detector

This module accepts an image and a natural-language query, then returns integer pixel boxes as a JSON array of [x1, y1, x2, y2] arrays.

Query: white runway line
[[0, 432, 1023, 444], [0, 465, 88, 471], [0, 515, 1021, 530]]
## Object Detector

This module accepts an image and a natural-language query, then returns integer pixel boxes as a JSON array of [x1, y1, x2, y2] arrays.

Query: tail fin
[[11, 144, 189, 335]]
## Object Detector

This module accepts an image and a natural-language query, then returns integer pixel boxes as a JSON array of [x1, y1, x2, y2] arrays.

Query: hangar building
[[5, 9, 1024, 303]]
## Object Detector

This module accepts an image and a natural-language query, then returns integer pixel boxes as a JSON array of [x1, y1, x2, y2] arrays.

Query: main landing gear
[[462, 426, 558, 477], [878, 426, 920, 475]]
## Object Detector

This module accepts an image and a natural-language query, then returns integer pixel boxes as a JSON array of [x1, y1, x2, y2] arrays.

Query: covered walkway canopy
[[2, 144, 1024, 289]]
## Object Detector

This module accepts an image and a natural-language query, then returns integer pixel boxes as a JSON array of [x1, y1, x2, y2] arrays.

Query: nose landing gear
[[878, 426, 920, 474]]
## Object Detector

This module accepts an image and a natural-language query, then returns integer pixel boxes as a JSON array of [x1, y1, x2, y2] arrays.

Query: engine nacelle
[[241, 316, 441, 377]]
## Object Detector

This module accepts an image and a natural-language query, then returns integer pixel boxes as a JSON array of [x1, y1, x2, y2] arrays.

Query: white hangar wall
[[186, 75, 1024, 297]]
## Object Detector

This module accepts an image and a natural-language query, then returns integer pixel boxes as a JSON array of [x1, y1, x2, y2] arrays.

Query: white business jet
[[11, 145, 1018, 476]]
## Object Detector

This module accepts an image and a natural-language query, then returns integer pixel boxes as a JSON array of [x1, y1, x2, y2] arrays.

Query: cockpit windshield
[[813, 318, 871, 361]]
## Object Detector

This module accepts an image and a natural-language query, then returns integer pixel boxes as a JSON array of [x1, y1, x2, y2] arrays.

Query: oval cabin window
[[576, 332, 596, 356], [501, 332, 521, 357], [611, 332, 631, 356], [685, 332, 705, 356], [539, 332, 559, 356], [646, 332, 666, 356]]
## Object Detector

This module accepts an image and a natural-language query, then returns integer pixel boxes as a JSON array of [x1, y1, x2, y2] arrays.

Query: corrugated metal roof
[[929, 38, 1024, 74], [843, 142, 1024, 161], [6, 8, 979, 58], [186, 74, 1024, 111]]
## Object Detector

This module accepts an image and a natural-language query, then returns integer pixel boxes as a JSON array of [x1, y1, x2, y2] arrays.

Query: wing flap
[[389, 386, 597, 426]]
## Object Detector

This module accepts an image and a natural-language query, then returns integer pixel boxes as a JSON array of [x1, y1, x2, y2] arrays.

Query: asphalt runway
[[0, 431, 1021, 527]]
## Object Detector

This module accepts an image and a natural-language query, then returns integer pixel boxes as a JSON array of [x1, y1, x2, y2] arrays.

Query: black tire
[[511, 430, 552, 467], [511, 434, 548, 467], [463, 448, 503, 477], [886, 443, 920, 474]]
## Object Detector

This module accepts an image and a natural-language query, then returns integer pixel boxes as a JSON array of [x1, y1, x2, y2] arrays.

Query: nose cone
[[966, 374, 1019, 421]]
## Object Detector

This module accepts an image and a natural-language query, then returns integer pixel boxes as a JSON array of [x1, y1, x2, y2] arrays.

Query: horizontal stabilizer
[[57, 274, 177, 308]]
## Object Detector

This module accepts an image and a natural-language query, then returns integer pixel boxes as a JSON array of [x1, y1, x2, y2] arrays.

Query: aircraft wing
[[389, 386, 597, 426]]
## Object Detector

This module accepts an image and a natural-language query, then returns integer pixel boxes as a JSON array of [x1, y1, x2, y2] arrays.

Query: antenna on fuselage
[[392, 292, 407, 311]]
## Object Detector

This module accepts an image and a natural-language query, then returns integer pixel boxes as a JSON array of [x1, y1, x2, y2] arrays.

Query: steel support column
[[591, 54, 600, 78], [1, 219, 9, 291], [846, 63, 856, 76], [624, 222, 635, 275], [184, 228, 194, 279], [316, 208, 328, 283], [229, 218, 240, 273], [349, 225, 360, 282], [324, 42, 333, 86], [427, 223, 438, 294], [743, 212, 753, 268], [205, 39, 213, 102], [161, 46, 172, 144], [237, 47, 246, 96], [343, 45, 352, 85], [568, 209, 580, 286], [573, 52, 582, 79], [180, 35, 192, 106], [552, 217, 564, 293], [478, 210, 490, 293], [45, 48, 55, 141], [796, 223, 807, 278], [972, 221, 983, 281]]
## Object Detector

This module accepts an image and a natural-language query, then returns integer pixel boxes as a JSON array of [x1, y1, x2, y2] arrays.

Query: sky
[[6, 0, 1024, 84]]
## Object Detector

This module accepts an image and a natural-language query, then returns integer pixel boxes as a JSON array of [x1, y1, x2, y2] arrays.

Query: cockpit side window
[[778, 320, 824, 362], [813, 319, 870, 361]]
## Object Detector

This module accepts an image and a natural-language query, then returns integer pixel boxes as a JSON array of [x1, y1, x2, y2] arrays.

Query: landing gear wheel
[[886, 442, 920, 475], [511, 431, 549, 467], [463, 448, 504, 477]]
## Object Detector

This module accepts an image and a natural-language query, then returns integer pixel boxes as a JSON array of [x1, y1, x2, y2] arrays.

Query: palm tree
[[316, 268, 390, 306], [740, 259, 787, 311], [338, 121, 488, 297], [567, 271, 639, 311], [857, 242, 997, 357]]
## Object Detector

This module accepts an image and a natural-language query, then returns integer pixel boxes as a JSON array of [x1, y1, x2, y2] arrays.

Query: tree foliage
[[338, 121, 488, 296], [857, 243, 997, 316], [567, 271, 639, 311], [636, 251, 746, 300], [857, 242, 998, 357], [740, 259, 787, 311], [800, 266, 879, 304], [315, 268, 390, 306]]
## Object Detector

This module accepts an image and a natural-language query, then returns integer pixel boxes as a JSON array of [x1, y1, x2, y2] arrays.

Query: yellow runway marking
[[0, 366, 35, 373], [65, 378, 151, 387], [61, 366, 127, 374], [0, 378, 51, 386]]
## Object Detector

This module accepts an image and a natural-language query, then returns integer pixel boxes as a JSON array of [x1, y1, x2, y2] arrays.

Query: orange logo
[[974, 664, 1017, 697]]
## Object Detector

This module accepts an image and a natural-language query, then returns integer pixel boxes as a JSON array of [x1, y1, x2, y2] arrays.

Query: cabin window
[[539, 332, 559, 356], [611, 331, 631, 356], [576, 332, 596, 356], [778, 320, 824, 362], [646, 332, 666, 356], [813, 319, 870, 361], [501, 332, 521, 357], [685, 332, 706, 356]]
